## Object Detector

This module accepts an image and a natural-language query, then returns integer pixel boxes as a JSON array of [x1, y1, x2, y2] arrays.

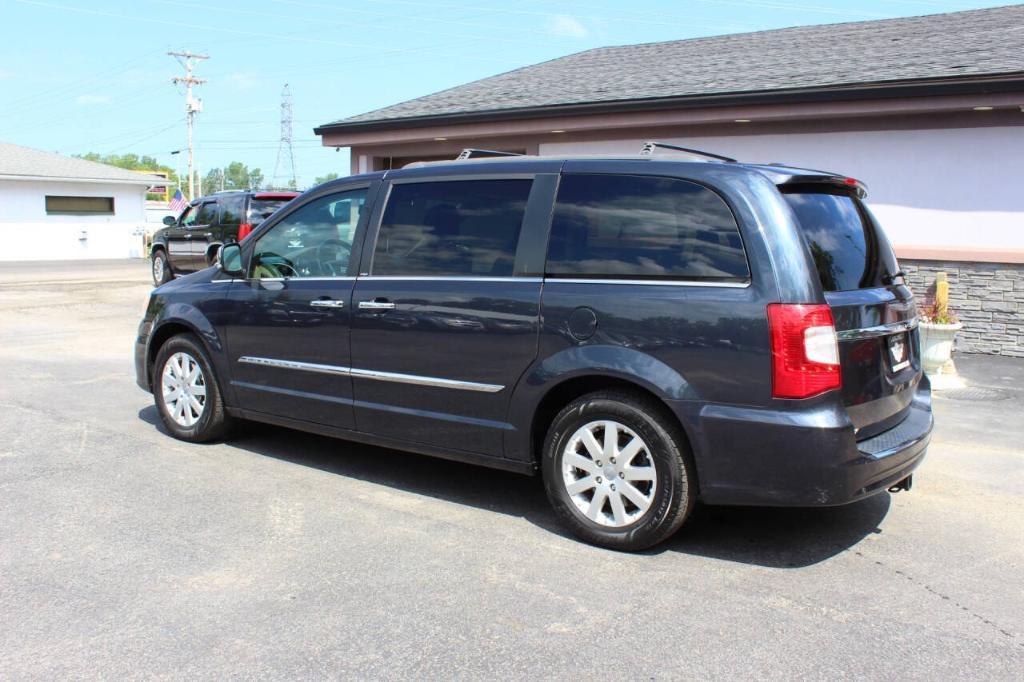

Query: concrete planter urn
[[919, 321, 962, 375]]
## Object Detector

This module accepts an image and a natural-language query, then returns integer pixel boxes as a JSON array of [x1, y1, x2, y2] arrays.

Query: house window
[[45, 196, 115, 215]]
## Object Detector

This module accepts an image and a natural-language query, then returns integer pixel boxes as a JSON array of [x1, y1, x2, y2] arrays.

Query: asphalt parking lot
[[1, 260, 1022, 679]]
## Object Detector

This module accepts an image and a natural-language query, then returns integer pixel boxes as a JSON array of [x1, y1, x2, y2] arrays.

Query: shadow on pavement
[[139, 406, 891, 568]]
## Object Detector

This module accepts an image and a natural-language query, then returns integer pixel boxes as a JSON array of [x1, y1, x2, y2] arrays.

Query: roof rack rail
[[455, 148, 525, 161], [639, 141, 736, 163]]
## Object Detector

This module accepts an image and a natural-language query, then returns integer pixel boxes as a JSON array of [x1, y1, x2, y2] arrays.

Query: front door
[[350, 177, 543, 455], [223, 186, 370, 428]]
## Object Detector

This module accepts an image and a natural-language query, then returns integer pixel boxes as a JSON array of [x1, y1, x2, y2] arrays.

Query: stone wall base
[[902, 259, 1024, 357]]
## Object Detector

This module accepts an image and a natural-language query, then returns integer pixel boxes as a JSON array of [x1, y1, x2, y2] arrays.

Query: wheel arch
[[528, 368, 704, 507], [145, 305, 229, 400], [204, 241, 223, 266], [506, 343, 702, 461]]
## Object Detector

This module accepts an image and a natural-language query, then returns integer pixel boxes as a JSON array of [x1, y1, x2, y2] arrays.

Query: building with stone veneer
[[314, 6, 1024, 356]]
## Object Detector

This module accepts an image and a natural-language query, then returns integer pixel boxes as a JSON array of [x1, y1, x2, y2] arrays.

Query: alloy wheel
[[161, 352, 207, 427], [561, 420, 657, 527]]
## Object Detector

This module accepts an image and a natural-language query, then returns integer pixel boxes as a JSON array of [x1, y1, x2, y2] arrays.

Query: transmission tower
[[272, 84, 298, 190]]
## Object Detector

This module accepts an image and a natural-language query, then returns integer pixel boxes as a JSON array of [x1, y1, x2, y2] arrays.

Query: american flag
[[168, 188, 188, 213]]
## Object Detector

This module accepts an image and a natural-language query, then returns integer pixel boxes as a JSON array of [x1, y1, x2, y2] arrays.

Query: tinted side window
[[372, 179, 532, 277], [250, 188, 367, 279], [179, 204, 198, 227], [218, 195, 244, 226], [249, 199, 292, 225], [195, 202, 218, 225], [546, 174, 749, 280]]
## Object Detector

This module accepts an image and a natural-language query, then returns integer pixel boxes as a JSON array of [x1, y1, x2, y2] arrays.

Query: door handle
[[184, 234, 192, 239], [310, 299, 345, 308], [358, 300, 396, 310]]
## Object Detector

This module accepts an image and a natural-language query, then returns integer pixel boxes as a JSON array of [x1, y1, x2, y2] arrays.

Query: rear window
[[249, 199, 292, 224], [546, 174, 749, 281], [782, 190, 900, 292]]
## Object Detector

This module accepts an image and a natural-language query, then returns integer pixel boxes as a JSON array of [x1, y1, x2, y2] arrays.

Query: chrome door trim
[[358, 276, 543, 283], [836, 317, 919, 341], [248, 276, 357, 282], [544, 277, 750, 288], [237, 356, 504, 393], [349, 368, 503, 393], [238, 356, 350, 377]]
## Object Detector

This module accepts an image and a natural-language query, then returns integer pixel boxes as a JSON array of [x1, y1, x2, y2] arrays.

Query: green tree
[[76, 152, 178, 200], [202, 162, 265, 193], [314, 172, 341, 185]]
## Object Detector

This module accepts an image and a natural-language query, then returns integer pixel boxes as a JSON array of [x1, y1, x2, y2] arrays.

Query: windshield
[[783, 189, 901, 292]]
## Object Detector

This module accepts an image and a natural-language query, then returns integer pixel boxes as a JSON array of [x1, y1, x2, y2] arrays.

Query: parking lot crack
[[852, 550, 1019, 644]]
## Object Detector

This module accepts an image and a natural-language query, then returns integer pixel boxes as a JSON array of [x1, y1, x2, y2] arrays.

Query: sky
[[0, 0, 1012, 189]]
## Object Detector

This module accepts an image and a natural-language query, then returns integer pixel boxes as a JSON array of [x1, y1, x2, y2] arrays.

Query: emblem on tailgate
[[889, 335, 910, 372]]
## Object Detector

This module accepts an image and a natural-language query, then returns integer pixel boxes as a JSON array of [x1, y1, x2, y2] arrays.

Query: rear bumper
[[671, 380, 932, 507]]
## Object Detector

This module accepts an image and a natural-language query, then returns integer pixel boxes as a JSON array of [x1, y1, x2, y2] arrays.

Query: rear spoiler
[[776, 175, 868, 199]]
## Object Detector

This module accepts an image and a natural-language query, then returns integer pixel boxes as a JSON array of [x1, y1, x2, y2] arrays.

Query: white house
[[0, 141, 162, 260]]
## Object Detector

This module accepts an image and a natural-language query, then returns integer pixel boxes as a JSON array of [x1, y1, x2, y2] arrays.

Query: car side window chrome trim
[[237, 356, 504, 393], [358, 276, 542, 283], [836, 317, 919, 341], [543, 277, 751, 288], [246, 276, 358, 282]]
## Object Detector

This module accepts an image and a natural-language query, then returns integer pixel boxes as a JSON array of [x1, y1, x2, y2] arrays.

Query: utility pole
[[272, 84, 298, 190], [168, 51, 208, 200]]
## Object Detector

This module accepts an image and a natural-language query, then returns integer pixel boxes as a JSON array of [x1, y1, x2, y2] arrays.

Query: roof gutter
[[314, 73, 1024, 136], [0, 173, 161, 186]]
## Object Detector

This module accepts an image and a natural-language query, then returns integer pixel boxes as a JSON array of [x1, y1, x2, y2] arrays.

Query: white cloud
[[545, 14, 588, 38], [228, 72, 261, 91], [75, 94, 110, 105]]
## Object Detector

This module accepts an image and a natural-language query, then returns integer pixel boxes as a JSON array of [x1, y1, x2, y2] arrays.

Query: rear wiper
[[882, 270, 906, 285]]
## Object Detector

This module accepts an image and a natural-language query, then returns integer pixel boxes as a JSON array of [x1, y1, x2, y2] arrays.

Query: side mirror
[[218, 243, 244, 277], [162, 215, 176, 226]]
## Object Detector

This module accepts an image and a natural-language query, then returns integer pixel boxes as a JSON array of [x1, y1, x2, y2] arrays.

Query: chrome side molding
[[237, 356, 503, 393], [238, 356, 350, 376], [836, 317, 919, 341], [350, 367, 503, 393]]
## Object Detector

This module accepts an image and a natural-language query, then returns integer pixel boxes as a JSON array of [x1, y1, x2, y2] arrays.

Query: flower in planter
[[917, 271, 962, 377], [918, 272, 959, 325]]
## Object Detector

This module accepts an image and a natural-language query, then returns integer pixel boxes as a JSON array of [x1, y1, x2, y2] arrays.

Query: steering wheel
[[252, 253, 300, 279], [316, 239, 351, 277]]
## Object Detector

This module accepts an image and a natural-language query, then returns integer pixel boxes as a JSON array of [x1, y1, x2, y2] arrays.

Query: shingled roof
[[0, 141, 163, 185], [316, 5, 1024, 134]]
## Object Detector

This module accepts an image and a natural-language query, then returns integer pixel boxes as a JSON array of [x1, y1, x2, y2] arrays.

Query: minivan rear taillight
[[237, 223, 253, 241], [767, 303, 841, 399]]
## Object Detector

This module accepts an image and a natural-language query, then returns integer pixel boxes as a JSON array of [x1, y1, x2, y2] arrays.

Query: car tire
[[152, 250, 173, 285], [153, 333, 232, 442], [541, 391, 695, 551]]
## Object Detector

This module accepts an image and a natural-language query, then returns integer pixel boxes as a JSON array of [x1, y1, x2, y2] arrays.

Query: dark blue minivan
[[135, 149, 931, 550]]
